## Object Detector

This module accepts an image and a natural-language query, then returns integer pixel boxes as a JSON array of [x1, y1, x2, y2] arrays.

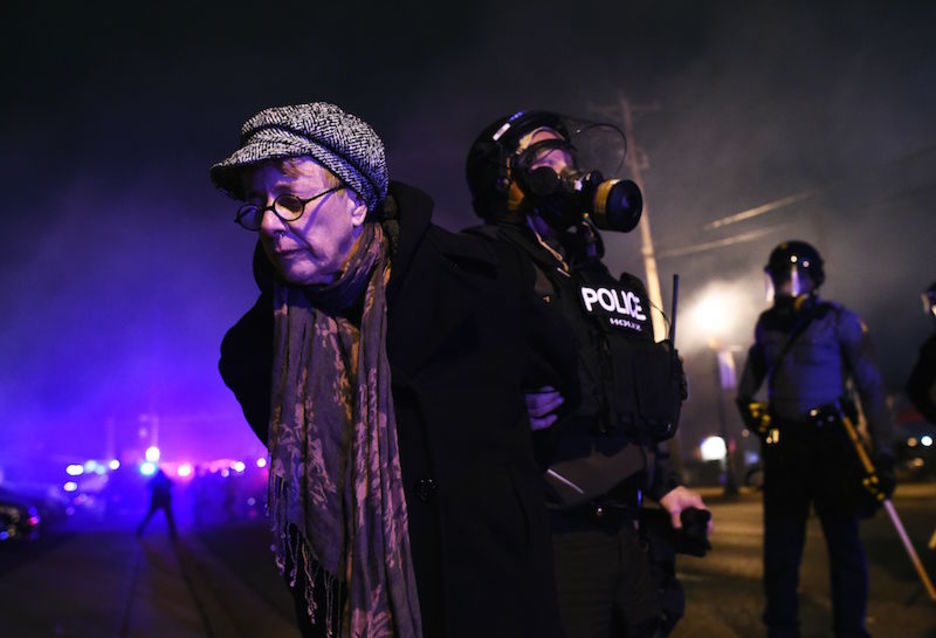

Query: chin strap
[[526, 216, 570, 274]]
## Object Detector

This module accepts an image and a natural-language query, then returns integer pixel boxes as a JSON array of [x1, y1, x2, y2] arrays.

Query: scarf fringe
[[270, 474, 340, 637]]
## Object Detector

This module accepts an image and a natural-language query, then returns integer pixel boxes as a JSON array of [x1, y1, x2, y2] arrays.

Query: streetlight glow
[[681, 280, 761, 354], [700, 436, 728, 462]]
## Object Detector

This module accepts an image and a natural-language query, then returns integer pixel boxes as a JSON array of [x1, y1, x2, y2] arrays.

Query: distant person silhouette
[[223, 472, 238, 522], [136, 468, 177, 540], [192, 465, 209, 528]]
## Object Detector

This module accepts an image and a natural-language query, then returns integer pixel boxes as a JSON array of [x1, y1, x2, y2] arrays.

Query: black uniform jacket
[[219, 182, 575, 638], [906, 332, 936, 425]]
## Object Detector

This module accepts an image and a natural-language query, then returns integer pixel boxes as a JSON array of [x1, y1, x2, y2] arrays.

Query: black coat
[[219, 182, 575, 638]]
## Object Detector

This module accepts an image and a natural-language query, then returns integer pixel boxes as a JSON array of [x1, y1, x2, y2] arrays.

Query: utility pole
[[592, 97, 667, 341], [621, 99, 667, 342]]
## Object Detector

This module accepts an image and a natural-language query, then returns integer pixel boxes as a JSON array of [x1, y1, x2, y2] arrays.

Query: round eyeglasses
[[235, 185, 344, 231]]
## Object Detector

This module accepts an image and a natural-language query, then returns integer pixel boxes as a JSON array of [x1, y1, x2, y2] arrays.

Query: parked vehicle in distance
[[0, 488, 41, 542]]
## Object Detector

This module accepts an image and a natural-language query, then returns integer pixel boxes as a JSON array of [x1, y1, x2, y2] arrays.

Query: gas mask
[[516, 163, 643, 233], [502, 115, 643, 233]]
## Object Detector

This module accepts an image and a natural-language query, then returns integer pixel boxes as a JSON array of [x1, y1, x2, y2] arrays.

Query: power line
[[656, 222, 796, 259], [703, 191, 815, 230], [701, 143, 936, 231]]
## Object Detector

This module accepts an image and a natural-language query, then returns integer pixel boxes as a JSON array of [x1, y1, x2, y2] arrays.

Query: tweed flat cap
[[210, 102, 388, 211]]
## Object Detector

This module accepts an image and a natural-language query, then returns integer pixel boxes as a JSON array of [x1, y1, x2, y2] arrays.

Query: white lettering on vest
[[628, 292, 647, 321], [597, 289, 616, 312], [609, 316, 642, 331], [581, 287, 599, 312], [580, 286, 648, 322]]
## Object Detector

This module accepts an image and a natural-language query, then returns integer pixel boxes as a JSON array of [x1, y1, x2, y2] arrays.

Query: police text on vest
[[580, 286, 648, 321]]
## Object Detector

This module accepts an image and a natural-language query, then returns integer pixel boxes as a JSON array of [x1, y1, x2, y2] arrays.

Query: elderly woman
[[211, 103, 575, 638]]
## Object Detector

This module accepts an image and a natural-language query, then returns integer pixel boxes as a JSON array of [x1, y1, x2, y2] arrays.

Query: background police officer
[[736, 240, 895, 638], [906, 281, 936, 425], [466, 110, 710, 638]]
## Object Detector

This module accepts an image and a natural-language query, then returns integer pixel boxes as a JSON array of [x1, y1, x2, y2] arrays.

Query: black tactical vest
[[474, 224, 683, 449], [554, 258, 682, 445]]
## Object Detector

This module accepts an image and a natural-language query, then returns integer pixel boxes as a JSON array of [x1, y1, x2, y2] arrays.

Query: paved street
[[1, 485, 934, 637], [673, 484, 936, 638], [0, 523, 301, 638]]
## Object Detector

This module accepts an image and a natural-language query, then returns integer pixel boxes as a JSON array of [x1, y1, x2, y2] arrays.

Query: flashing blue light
[[140, 462, 157, 476], [66, 464, 84, 477], [108, 459, 121, 470], [145, 446, 161, 463], [0, 531, 9, 541], [64, 481, 78, 493], [84, 460, 98, 472]]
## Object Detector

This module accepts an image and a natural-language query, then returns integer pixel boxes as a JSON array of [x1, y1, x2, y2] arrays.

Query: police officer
[[466, 110, 710, 638], [906, 281, 936, 425], [736, 240, 895, 638]]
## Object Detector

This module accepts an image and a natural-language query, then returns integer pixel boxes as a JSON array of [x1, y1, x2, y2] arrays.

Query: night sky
[[3, 0, 935, 470]]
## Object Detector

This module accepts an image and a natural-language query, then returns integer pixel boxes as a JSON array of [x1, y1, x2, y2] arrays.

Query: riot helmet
[[465, 110, 642, 233], [764, 240, 824, 300]]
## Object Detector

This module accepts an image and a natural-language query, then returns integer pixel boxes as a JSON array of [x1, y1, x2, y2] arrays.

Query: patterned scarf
[[268, 222, 422, 638]]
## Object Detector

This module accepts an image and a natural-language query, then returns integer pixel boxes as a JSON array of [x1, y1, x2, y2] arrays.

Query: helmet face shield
[[764, 263, 805, 302], [511, 118, 629, 179], [563, 119, 628, 181]]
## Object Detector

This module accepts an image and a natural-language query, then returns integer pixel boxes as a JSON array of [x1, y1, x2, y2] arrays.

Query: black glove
[[639, 507, 712, 557], [873, 453, 896, 500], [678, 508, 712, 557]]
